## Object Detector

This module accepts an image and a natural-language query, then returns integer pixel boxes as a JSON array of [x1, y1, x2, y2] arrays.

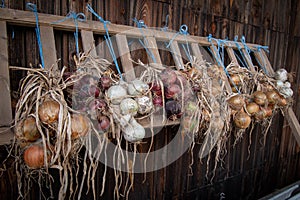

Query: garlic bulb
[[275, 69, 288, 82], [276, 80, 284, 88], [284, 81, 291, 88], [127, 79, 149, 96], [107, 85, 127, 104], [120, 98, 138, 116], [279, 87, 293, 98], [136, 96, 153, 115], [123, 118, 145, 142]]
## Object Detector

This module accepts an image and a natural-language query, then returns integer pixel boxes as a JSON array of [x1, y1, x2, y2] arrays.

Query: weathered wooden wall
[[1, 0, 300, 199]]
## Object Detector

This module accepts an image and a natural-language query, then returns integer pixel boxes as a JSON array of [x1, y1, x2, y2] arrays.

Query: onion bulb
[[38, 99, 60, 124], [153, 95, 163, 107], [234, 111, 251, 129], [16, 117, 40, 142], [229, 74, 241, 86], [165, 100, 181, 118], [227, 94, 245, 111], [97, 115, 110, 131], [120, 98, 139, 116], [252, 91, 267, 106], [107, 85, 127, 104], [71, 114, 90, 139], [166, 84, 181, 99], [245, 102, 260, 116], [277, 97, 287, 107], [101, 76, 112, 90], [266, 90, 280, 105], [127, 79, 149, 96], [23, 145, 50, 169], [123, 119, 145, 142], [136, 96, 153, 115], [160, 68, 177, 86]]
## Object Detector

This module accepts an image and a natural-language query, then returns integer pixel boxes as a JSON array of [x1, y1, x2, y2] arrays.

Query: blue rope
[[179, 25, 193, 63], [26, 3, 45, 69], [233, 35, 249, 69], [86, 4, 123, 80], [1, 0, 5, 8], [132, 18, 156, 63], [255, 45, 269, 74], [51, 11, 86, 57], [207, 34, 241, 94]]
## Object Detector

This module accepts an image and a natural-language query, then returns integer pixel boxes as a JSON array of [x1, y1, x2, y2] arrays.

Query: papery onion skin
[[227, 94, 245, 111], [24, 145, 50, 169], [100, 76, 112, 90], [16, 117, 40, 142], [71, 114, 90, 139], [245, 102, 260, 116], [234, 111, 251, 129], [229, 74, 241, 86], [153, 95, 163, 107], [160, 68, 177, 86], [38, 99, 60, 124], [277, 97, 287, 107], [252, 91, 267, 106], [165, 84, 181, 99], [266, 90, 280, 105], [97, 115, 110, 131]]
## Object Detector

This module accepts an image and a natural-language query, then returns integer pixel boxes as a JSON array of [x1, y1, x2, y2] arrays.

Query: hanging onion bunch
[[11, 54, 111, 200]]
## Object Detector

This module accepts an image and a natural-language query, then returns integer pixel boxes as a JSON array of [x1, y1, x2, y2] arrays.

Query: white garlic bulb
[[279, 87, 293, 98], [284, 81, 291, 88], [136, 96, 153, 115], [127, 79, 149, 96], [276, 80, 284, 88], [107, 85, 127, 104], [275, 69, 288, 82], [120, 98, 138, 116], [123, 118, 145, 142]]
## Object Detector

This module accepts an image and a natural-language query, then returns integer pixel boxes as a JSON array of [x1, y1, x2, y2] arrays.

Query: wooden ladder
[[0, 8, 299, 147]]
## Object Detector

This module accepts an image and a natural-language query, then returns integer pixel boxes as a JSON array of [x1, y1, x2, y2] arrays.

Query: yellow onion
[[245, 102, 260, 116], [252, 91, 267, 106], [277, 96, 287, 107], [71, 114, 90, 139], [265, 90, 280, 105], [38, 99, 60, 124], [234, 111, 251, 129], [16, 116, 40, 142], [227, 94, 245, 111], [23, 144, 50, 169], [229, 74, 242, 86], [254, 107, 272, 120]]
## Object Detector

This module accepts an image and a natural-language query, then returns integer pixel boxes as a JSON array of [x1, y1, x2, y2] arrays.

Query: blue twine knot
[[86, 4, 123, 80], [179, 24, 188, 35], [133, 18, 147, 28], [52, 11, 86, 57], [257, 45, 269, 53], [26, 3, 44, 69], [240, 35, 251, 54]]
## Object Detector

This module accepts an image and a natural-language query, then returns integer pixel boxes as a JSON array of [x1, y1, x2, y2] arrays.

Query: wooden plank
[[169, 40, 184, 70], [115, 34, 135, 81], [191, 43, 204, 61], [143, 36, 162, 66], [0, 8, 262, 50], [81, 30, 97, 57], [241, 48, 255, 72], [0, 20, 13, 145], [226, 47, 238, 65], [39, 25, 57, 70]]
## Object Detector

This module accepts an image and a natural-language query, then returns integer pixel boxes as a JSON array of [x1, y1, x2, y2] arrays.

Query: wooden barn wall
[[0, 0, 300, 199]]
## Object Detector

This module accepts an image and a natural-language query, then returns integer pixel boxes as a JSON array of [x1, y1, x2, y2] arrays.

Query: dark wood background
[[0, 0, 300, 199]]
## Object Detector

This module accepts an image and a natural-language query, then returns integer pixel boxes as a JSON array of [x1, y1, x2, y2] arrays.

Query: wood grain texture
[[40, 25, 58, 70], [81, 30, 97, 57], [0, 21, 13, 144]]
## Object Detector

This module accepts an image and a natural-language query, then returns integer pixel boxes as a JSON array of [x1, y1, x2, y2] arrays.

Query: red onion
[[88, 85, 101, 98], [153, 95, 163, 107], [97, 115, 110, 131], [24, 145, 50, 169], [101, 76, 112, 90], [165, 100, 181, 118], [160, 68, 177, 86], [150, 81, 162, 96], [166, 84, 181, 99]]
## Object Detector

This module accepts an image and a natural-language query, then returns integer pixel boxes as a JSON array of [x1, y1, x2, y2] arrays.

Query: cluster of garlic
[[275, 69, 293, 98]]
